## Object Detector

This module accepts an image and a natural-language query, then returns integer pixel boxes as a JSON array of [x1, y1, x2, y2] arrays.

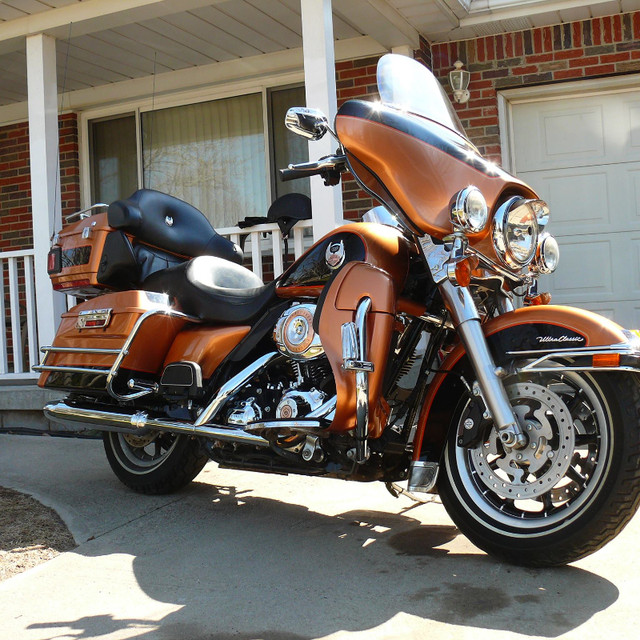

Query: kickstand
[[385, 481, 432, 504]]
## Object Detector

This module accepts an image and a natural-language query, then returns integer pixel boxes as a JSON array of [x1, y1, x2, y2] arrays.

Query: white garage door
[[511, 86, 640, 329]]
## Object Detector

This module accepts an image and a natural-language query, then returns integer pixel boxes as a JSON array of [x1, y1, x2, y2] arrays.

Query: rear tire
[[103, 431, 208, 495], [439, 370, 640, 566]]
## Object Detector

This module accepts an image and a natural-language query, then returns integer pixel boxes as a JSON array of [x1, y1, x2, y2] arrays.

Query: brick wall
[[431, 11, 640, 163], [0, 113, 80, 371], [336, 56, 380, 221], [0, 112, 80, 251]]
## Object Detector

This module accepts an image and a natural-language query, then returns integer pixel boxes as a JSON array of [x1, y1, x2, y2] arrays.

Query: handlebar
[[279, 154, 347, 186]]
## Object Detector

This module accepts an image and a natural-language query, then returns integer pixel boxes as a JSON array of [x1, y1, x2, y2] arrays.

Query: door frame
[[497, 73, 640, 173]]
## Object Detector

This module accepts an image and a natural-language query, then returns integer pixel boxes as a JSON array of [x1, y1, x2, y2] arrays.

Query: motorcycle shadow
[[35, 477, 619, 639]]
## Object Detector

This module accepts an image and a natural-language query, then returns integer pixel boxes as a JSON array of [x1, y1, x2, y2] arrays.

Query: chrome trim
[[44, 400, 270, 447], [531, 232, 560, 275], [33, 364, 110, 375], [354, 297, 372, 464], [427, 251, 525, 447], [65, 203, 108, 222], [194, 352, 281, 427], [492, 197, 540, 269], [418, 312, 454, 331], [407, 460, 439, 494], [507, 344, 635, 357], [451, 185, 487, 233], [105, 308, 198, 401], [285, 107, 329, 140], [507, 344, 640, 374], [245, 420, 323, 433], [307, 395, 337, 418], [40, 346, 122, 355]]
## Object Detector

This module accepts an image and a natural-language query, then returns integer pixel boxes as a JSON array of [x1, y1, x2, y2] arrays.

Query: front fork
[[420, 235, 526, 449]]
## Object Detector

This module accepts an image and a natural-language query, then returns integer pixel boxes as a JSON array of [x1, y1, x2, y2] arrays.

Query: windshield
[[377, 54, 467, 140]]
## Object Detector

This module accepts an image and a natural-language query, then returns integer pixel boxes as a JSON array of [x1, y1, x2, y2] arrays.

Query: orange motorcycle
[[38, 54, 640, 566]]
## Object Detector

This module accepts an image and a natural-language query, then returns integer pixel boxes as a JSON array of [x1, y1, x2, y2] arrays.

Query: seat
[[144, 255, 276, 324], [108, 189, 243, 265]]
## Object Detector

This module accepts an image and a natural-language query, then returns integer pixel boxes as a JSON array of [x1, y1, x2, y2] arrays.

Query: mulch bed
[[0, 486, 76, 582]]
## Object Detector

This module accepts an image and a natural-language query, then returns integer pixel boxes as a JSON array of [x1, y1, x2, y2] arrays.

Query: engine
[[225, 303, 334, 431]]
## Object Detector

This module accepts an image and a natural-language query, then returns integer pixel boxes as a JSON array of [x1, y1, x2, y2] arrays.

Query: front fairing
[[336, 100, 537, 244], [335, 56, 538, 246]]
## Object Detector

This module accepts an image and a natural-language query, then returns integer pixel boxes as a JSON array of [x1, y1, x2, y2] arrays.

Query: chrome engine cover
[[273, 303, 324, 360]]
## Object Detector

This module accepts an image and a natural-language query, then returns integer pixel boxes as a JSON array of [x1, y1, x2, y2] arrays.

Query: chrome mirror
[[285, 107, 329, 141]]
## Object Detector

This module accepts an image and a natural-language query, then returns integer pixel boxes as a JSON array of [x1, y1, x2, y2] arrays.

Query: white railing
[[0, 248, 39, 380], [217, 219, 314, 279]]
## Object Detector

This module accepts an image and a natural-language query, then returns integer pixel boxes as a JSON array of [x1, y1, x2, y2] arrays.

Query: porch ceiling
[[0, 0, 637, 109]]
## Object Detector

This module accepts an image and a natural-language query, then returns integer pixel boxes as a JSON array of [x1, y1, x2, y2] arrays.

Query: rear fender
[[412, 304, 639, 462]]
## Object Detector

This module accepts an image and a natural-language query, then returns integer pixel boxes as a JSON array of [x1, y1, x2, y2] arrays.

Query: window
[[269, 85, 310, 200], [142, 93, 267, 228], [89, 114, 138, 204], [88, 86, 309, 229]]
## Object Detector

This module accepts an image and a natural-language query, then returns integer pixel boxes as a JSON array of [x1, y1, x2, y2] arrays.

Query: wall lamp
[[449, 60, 470, 104]]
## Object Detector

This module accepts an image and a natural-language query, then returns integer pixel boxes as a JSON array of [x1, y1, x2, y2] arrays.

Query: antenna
[[146, 51, 158, 190], [52, 21, 72, 240]]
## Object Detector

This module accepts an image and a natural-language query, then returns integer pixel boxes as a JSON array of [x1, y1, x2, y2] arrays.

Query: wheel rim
[[111, 432, 180, 474], [450, 369, 611, 535]]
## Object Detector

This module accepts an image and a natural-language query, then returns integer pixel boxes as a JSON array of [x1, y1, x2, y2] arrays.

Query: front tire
[[103, 431, 208, 495], [439, 370, 640, 566]]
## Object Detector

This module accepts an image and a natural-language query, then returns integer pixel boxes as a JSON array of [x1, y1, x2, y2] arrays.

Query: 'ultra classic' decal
[[488, 323, 587, 361]]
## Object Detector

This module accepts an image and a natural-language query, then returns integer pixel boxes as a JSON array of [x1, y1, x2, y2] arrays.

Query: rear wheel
[[439, 370, 640, 566], [103, 431, 208, 495]]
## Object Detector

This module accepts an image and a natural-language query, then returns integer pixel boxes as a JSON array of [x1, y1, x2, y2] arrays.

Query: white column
[[26, 33, 66, 352], [391, 45, 413, 57], [300, 0, 343, 241]]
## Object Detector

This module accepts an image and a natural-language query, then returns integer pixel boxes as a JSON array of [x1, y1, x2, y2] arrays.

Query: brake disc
[[468, 381, 575, 499]]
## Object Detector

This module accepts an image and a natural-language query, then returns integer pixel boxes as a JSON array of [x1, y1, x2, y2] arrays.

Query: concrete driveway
[[0, 432, 639, 640]]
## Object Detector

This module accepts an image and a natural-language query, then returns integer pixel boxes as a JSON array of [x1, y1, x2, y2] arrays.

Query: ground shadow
[[27, 479, 619, 640]]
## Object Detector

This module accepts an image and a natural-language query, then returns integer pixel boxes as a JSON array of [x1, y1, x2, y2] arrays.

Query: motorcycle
[[37, 54, 640, 567]]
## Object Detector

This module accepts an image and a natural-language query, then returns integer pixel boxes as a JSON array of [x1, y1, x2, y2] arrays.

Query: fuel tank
[[275, 221, 413, 298]]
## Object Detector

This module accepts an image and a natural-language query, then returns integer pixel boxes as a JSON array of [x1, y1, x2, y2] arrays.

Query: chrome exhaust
[[44, 400, 270, 448]]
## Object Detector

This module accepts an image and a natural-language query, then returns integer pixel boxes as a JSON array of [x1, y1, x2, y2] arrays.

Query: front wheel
[[103, 431, 208, 495], [439, 369, 640, 566]]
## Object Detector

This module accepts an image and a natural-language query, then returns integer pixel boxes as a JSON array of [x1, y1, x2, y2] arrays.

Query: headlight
[[493, 197, 549, 269], [532, 233, 560, 274], [451, 186, 488, 233]]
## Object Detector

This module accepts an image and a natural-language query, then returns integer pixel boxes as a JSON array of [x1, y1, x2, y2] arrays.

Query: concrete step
[[0, 384, 65, 433]]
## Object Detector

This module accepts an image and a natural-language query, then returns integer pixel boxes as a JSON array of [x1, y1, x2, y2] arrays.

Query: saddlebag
[[36, 290, 187, 391]]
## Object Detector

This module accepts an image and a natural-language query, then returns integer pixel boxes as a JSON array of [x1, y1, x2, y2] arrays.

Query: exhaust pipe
[[44, 400, 270, 448]]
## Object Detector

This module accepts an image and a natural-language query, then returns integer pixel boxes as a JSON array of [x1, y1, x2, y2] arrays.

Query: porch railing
[[0, 248, 39, 380], [217, 219, 313, 279]]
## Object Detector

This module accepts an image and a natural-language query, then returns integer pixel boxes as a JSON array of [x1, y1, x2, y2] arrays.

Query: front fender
[[412, 305, 633, 462]]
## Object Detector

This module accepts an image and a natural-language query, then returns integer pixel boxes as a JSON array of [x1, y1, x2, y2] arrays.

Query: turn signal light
[[454, 256, 480, 288], [593, 353, 620, 368], [525, 292, 552, 306]]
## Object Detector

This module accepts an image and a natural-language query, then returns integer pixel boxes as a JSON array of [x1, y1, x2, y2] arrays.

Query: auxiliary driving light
[[451, 186, 488, 233]]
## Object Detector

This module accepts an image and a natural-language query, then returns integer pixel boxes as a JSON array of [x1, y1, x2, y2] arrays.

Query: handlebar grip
[[279, 167, 317, 182], [279, 155, 347, 183]]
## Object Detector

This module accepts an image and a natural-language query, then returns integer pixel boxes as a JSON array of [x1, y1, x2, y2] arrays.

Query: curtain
[[141, 94, 267, 228]]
